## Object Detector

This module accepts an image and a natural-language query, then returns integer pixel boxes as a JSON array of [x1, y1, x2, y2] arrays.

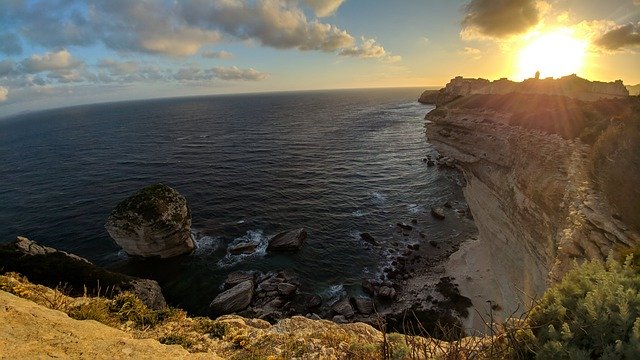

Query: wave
[[216, 229, 268, 268]]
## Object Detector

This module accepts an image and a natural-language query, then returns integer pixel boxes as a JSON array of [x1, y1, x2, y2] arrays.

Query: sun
[[514, 28, 588, 80]]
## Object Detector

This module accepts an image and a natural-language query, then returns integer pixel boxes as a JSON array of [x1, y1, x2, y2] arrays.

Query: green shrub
[[110, 291, 158, 328], [195, 318, 228, 339], [529, 256, 640, 359], [159, 334, 194, 349]]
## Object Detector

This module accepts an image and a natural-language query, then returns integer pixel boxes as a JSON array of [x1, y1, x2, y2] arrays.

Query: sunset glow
[[515, 29, 588, 80]]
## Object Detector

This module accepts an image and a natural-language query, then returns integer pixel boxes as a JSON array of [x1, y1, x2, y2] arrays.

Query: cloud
[[20, 49, 83, 73], [338, 38, 400, 61], [2, 0, 389, 60], [594, 22, 640, 51], [212, 66, 269, 81], [461, 0, 543, 39], [179, 0, 355, 52], [98, 59, 140, 76], [0, 33, 22, 55], [459, 47, 482, 59], [0, 86, 7, 102], [202, 50, 234, 59], [93, 1, 222, 57], [0, 60, 16, 77], [302, 0, 345, 17]]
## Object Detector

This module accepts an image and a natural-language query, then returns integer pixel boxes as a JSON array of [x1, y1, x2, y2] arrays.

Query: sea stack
[[105, 183, 195, 258]]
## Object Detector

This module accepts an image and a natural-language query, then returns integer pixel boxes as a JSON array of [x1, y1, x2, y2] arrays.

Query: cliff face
[[426, 95, 640, 324]]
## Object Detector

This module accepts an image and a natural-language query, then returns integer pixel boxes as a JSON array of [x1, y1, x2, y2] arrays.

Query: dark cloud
[[0, 60, 16, 77], [201, 50, 234, 59], [0, 33, 22, 55], [595, 23, 640, 51], [461, 0, 541, 39]]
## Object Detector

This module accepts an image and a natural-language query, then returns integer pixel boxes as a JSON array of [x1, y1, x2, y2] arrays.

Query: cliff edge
[[425, 92, 640, 329]]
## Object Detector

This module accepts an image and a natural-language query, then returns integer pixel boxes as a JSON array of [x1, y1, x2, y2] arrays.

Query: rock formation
[[209, 280, 254, 316], [105, 183, 195, 258], [267, 228, 307, 252], [424, 92, 640, 328], [0, 236, 166, 309], [420, 75, 629, 106]]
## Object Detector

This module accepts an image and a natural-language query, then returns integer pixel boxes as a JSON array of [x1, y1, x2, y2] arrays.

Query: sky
[[1, 0, 639, 117]]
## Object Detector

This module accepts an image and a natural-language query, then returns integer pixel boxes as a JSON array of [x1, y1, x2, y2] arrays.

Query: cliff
[[425, 93, 640, 328], [420, 75, 629, 107]]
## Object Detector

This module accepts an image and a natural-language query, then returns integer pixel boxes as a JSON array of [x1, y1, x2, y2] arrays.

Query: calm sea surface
[[0, 88, 471, 314]]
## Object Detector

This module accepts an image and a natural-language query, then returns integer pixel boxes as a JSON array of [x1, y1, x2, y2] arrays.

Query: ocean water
[[0, 88, 471, 314]]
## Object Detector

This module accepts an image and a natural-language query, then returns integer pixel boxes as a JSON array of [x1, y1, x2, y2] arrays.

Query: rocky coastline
[[5, 80, 635, 340]]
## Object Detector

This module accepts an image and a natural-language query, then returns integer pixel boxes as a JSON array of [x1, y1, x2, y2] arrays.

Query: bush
[[159, 334, 194, 349], [529, 256, 640, 359]]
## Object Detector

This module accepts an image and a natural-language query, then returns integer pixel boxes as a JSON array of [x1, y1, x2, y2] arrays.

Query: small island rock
[[105, 183, 195, 258], [267, 228, 307, 252]]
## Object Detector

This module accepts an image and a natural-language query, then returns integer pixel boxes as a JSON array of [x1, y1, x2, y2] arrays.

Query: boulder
[[228, 242, 258, 255], [375, 286, 397, 300], [359, 233, 378, 245], [353, 297, 375, 315], [277, 283, 298, 298], [331, 297, 355, 318], [0, 237, 166, 309], [105, 184, 195, 258], [267, 228, 307, 252], [224, 271, 256, 290], [361, 279, 376, 296], [209, 280, 254, 316], [430, 207, 446, 220]]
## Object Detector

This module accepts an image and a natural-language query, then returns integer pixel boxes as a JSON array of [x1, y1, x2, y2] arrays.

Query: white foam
[[323, 284, 346, 302], [193, 234, 222, 256], [372, 191, 387, 204], [217, 229, 268, 268], [407, 203, 424, 214], [351, 209, 366, 217]]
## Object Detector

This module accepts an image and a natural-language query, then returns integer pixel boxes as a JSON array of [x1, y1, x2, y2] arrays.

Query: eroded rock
[[105, 184, 195, 258], [267, 228, 307, 252], [210, 280, 254, 316]]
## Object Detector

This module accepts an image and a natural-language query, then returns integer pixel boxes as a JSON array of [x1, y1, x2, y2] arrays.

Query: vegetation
[[529, 256, 640, 359], [3, 252, 640, 358]]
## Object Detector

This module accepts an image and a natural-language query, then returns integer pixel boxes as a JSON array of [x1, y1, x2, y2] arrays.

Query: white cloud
[[180, 0, 355, 52], [459, 47, 482, 59], [302, 0, 345, 17], [338, 38, 400, 62], [0, 86, 8, 102], [212, 66, 269, 81], [20, 49, 83, 73]]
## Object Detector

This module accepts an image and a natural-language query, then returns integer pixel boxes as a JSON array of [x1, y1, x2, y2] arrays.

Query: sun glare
[[515, 29, 587, 80]]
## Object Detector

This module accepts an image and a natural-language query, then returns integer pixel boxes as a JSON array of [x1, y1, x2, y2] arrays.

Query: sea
[[0, 88, 473, 315]]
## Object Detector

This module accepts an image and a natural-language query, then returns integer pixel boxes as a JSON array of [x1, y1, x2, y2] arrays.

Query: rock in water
[[105, 183, 195, 258], [360, 233, 378, 245], [209, 280, 254, 316], [267, 228, 307, 252], [430, 206, 446, 220]]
